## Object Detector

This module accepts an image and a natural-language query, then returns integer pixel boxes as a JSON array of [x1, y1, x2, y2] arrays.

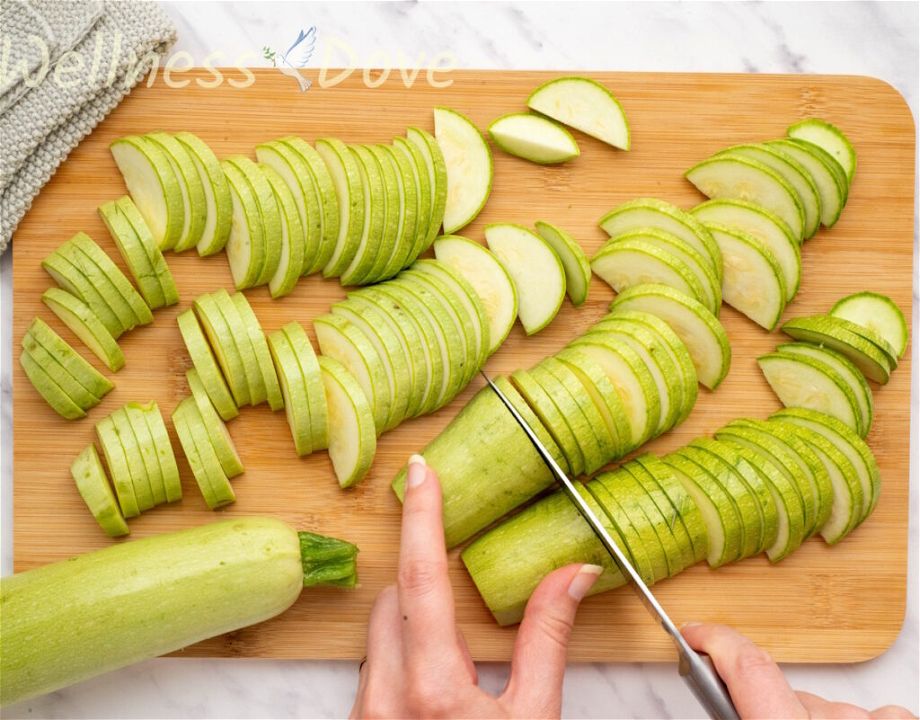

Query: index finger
[[397, 455, 462, 669], [681, 623, 807, 719]]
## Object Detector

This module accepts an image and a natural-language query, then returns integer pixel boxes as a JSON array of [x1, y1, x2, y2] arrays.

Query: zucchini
[[0, 518, 357, 706]]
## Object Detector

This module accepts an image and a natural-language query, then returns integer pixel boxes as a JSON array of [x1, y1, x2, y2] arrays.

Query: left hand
[[350, 455, 601, 719]]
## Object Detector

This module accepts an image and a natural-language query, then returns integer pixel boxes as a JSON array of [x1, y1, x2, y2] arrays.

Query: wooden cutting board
[[11, 71, 915, 662]]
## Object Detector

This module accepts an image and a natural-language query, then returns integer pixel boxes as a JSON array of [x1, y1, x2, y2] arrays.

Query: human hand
[[681, 623, 916, 719], [350, 455, 602, 719]]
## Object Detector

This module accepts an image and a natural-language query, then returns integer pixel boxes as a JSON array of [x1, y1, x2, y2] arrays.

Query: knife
[[482, 371, 739, 720]]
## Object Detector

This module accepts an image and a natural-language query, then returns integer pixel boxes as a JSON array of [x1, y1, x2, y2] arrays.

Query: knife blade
[[482, 371, 738, 720]]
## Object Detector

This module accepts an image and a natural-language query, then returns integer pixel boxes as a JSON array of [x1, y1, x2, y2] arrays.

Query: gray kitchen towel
[[0, 0, 177, 253]]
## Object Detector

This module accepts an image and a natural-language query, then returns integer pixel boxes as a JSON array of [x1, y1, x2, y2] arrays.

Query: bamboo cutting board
[[11, 71, 915, 662]]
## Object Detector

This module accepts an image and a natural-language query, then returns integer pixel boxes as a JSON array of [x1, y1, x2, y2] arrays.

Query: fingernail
[[407, 454, 427, 488], [568, 564, 603, 600], [682, 621, 702, 629]]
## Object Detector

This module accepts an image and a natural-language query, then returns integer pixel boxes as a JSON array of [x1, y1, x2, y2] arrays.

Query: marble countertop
[[1, 1, 917, 717]]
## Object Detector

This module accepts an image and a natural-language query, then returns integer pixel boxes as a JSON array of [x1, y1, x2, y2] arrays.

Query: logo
[[263, 26, 316, 92]]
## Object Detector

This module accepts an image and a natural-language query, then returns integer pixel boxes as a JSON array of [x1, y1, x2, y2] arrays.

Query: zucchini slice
[[19, 350, 86, 420], [231, 291, 284, 411], [208, 290, 261, 406], [260, 162, 306, 298], [527, 76, 630, 150], [21, 337, 98, 410], [406, 127, 448, 256], [781, 315, 892, 384], [95, 415, 138, 517], [394, 136, 432, 266], [359, 145, 400, 284], [434, 235, 517, 354], [144, 132, 207, 253], [765, 139, 847, 228], [488, 112, 580, 164], [599, 197, 722, 281], [591, 238, 708, 308], [176, 309, 238, 421], [172, 398, 236, 510], [605, 227, 721, 313], [41, 251, 123, 338], [685, 154, 805, 240], [315, 138, 365, 278], [691, 198, 801, 301], [124, 402, 167, 506], [283, 322, 328, 451], [281, 137, 340, 274], [223, 156, 282, 287], [98, 199, 165, 309], [382, 143, 421, 276], [319, 356, 377, 488], [114, 196, 179, 304], [141, 400, 182, 503], [175, 132, 233, 256], [706, 222, 786, 330], [314, 314, 390, 432], [110, 135, 183, 250], [110, 407, 155, 512], [187, 369, 244, 476], [71, 444, 129, 537], [830, 291, 908, 360], [485, 223, 566, 335], [609, 283, 730, 390], [534, 221, 592, 306], [775, 342, 873, 437], [221, 159, 265, 290], [716, 143, 821, 238], [340, 145, 387, 286], [41, 288, 124, 372], [787, 118, 856, 184], [510, 369, 583, 475], [434, 107, 493, 234], [25, 318, 113, 399], [603, 468, 672, 581], [589, 476, 657, 582]]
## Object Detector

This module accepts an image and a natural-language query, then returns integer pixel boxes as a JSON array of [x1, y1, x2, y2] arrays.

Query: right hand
[[681, 623, 916, 719]]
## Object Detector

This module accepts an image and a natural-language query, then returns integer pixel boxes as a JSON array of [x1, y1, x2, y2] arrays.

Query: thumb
[[503, 564, 602, 716]]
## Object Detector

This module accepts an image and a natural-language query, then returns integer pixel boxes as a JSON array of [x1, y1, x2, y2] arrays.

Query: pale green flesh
[[221, 160, 265, 289], [192, 294, 250, 406], [781, 316, 891, 384], [691, 198, 800, 301], [765, 139, 845, 227], [258, 160, 307, 298], [316, 138, 365, 278], [145, 132, 207, 253], [486, 223, 566, 335], [686, 155, 805, 240], [787, 118, 856, 183], [176, 309, 238, 421], [716, 144, 821, 238], [282, 322, 328, 452], [224, 156, 282, 287], [830, 292, 908, 359], [382, 143, 420, 277], [212, 289, 264, 406], [604, 227, 721, 313], [42, 252, 124, 337], [488, 112, 580, 164], [341, 145, 387, 286], [114, 196, 179, 304], [406, 127, 448, 256], [98, 199, 165, 308], [771, 408, 879, 522], [174, 132, 232, 256], [124, 402, 167, 506], [24, 318, 113, 398], [434, 235, 517, 355], [706, 223, 786, 330], [434, 107, 493, 234], [609, 284, 731, 390], [599, 198, 722, 281], [592, 239, 708, 308], [394, 137, 433, 265], [314, 314, 389, 432], [71, 445, 129, 537], [534, 221, 591, 305], [19, 349, 87, 419], [231, 291, 284, 411], [776, 342, 872, 437], [510, 369, 583, 475], [604, 309, 698, 422], [527, 76, 630, 150], [41, 289, 124, 372], [319, 356, 376, 488]]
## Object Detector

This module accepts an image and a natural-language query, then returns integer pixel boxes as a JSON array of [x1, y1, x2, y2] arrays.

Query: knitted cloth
[[0, 0, 176, 253]]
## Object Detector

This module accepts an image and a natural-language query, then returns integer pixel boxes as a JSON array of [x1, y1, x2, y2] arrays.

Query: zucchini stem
[[298, 531, 359, 587]]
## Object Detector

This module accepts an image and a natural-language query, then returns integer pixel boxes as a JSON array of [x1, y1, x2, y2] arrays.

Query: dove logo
[[263, 27, 317, 92]]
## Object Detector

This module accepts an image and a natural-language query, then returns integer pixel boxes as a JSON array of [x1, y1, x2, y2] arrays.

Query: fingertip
[[406, 454, 428, 489], [567, 564, 603, 600]]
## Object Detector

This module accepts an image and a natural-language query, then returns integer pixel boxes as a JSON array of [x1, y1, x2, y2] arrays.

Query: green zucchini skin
[[0, 517, 356, 706]]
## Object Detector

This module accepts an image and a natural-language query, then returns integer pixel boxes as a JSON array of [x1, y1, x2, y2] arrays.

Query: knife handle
[[678, 648, 740, 720]]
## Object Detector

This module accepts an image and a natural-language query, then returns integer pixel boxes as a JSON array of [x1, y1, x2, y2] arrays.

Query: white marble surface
[[2, 1, 918, 717]]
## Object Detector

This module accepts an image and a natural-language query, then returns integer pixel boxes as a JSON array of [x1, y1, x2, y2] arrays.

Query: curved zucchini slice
[[787, 118, 856, 184], [488, 112, 580, 164], [781, 315, 891, 384], [527, 76, 630, 150], [830, 291, 908, 360], [434, 107, 493, 234], [319, 356, 376, 488]]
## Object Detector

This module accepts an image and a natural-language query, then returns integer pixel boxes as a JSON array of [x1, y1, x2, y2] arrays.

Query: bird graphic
[[275, 27, 317, 92]]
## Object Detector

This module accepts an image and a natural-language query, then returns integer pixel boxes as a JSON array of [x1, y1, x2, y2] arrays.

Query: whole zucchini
[[0, 517, 357, 706]]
